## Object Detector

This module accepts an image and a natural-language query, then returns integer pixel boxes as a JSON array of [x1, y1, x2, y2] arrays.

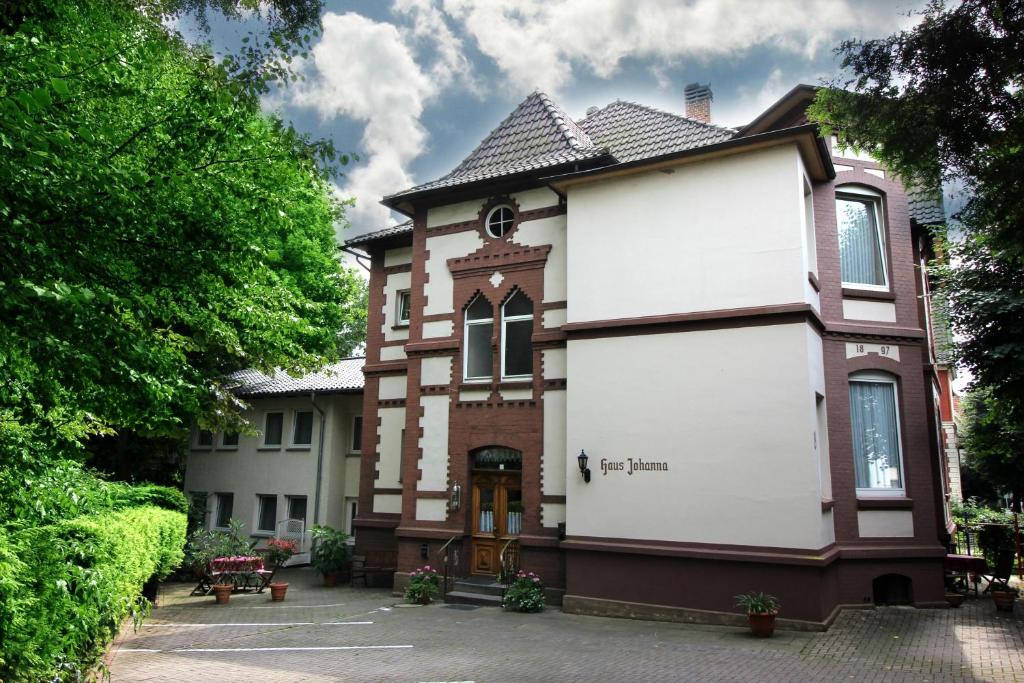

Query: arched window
[[501, 290, 533, 379], [836, 185, 888, 289], [849, 371, 904, 495], [464, 294, 493, 380]]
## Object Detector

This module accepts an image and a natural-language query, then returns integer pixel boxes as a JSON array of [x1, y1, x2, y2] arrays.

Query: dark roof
[[908, 187, 946, 226], [228, 357, 365, 397], [579, 100, 734, 162], [345, 220, 413, 248], [384, 91, 608, 201], [930, 293, 954, 365]]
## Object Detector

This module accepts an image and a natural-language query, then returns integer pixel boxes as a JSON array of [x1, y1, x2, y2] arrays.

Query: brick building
[[345, 84, 952, 628]]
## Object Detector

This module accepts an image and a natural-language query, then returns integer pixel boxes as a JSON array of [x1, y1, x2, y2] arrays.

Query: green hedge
[[0, 505, 186, 681]]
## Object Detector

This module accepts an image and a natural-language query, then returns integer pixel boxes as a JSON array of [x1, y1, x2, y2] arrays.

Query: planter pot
[[992, 591, 1016, 612], [269, 583, 288, 602], [322, 572, 338, 587], [747, 611, 777, 638], [212, 584, 233, 605], [944, 592, 965, 608], [417, 594, 431, 606]]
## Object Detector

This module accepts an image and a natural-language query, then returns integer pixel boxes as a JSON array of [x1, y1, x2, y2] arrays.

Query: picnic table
[[210, 555, 273, 593], [944, 554, 989, 596]]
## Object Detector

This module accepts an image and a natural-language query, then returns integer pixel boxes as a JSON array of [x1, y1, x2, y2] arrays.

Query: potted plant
[[212, 580, 233, 605], [264, 538, 297, 601], [404, 565, 440, 605], [735, 591, 780, 637], [992, 586, 1018, 612], [310, 525, 350, 586], [502, 570, 545, 612]]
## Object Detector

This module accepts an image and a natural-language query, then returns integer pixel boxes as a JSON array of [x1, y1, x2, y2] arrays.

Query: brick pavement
[[109, 568, 1024, 682]]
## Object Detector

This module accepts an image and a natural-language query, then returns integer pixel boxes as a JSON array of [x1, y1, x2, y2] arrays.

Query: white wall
[[566, 144, 807, 323], [382, 272, 411, 342], [424, 231, 484, 316], [515, 215, 567, 304], [564, 323, 825, 549], [417, 395, 449, 491]]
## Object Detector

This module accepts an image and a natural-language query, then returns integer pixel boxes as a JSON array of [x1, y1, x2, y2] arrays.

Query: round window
[[485, 205, 515, 238]]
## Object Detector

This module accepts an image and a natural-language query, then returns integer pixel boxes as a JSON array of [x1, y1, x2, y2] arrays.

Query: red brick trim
[[420, 384, 450, 395], [383, 263, 412, 275], [542, 379, 567, 391], [405, 339, 458, 355], [422, 312, 453, 323], [425, 203, 566, 238], [857, 497, 914, 510], [842, 287, 897, 301], [379, 399, 406, 409], [836, 544, 946, 559], [363, 361, 409, 375], [414, 491, 449, 500], [564, 304, 825, 340], [533, 330, 568, 346], [381, 339, 406, 347], [448, 244, 551, 278], [541, 495, 566, 504], [454, 400, 537, 409], [823, 324, 925, 340], [821, 499, 835, 512], [562, 535, 840, 567], [373, 488, 403, 495], [808, 271, 821, 292], [354, 516, 400, 528], [541, 300, 568, 310]]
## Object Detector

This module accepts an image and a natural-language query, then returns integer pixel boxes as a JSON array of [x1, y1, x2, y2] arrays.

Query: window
[[464, 295, 493, 380], [804, 178, 817, 277], [501, 290, 533, 378], [214, 492, 233, 528], [837, 190, 887, 289], [351, 415, 363, 453], [849, 373, 904, 495], [263, 412, 284, 447], [485, 205, 515, 238], [286, 495, 307, 523], [257, 494, 278, 533], [291, 410, 314, 447], [221, 431, 239, 448], [195, 428, 214, 448], [396, 289, 411, 325], [344, 497, 358, 537]]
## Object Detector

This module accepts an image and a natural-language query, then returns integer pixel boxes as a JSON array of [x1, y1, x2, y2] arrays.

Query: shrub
[[404, 565, 440, 604], [0, 505, 186, 681], [263, 537, 298, 569], [503, 571, 545, 613], [735, 592, 780, 614], [182, 518, 254, 576], [310, 525, 350, 575]]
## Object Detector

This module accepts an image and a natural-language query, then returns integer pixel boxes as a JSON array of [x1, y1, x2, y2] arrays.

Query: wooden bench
[[351, 550, 398, 587]]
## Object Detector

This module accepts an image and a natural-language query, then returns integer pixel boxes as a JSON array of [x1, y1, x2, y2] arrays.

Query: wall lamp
[[450, 481, 462, 511], [578, 449, 591, 483]]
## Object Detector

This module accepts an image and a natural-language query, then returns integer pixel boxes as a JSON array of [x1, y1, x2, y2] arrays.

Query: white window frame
[[396, 289, 411, 326], [285, 494, 308, 524], [351, 415, 363, 453], [500, 292, 533, 381], [836, 185, 888, 291], [289, 410, 314, 448], [261, 410, 285, 449], [255, 494, 278, 535], [850, 371, 906, 497], [213, 492, 234, 529], [193, 427, 214, 450], [485, 205, 515, 238], [344, 497, 358, 538], [463, 294, 493, 382], [218, 431, 240, 450]]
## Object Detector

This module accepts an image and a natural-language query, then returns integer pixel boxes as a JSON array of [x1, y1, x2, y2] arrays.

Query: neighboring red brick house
[[345, 84, 952, 628]]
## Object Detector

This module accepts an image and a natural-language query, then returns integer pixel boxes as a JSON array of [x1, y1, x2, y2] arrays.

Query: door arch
[[470, 447, 522, 575]]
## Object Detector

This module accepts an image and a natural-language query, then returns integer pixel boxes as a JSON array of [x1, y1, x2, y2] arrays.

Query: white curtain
[[838, 198, 886, 286], [850, 381, 901, 489]]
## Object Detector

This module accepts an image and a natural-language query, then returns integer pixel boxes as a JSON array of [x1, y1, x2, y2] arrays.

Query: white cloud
[[289, 8, 473, 239], [442, 0, 922, 96]]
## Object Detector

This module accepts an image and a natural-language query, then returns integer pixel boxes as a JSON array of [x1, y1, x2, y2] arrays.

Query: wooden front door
[[470, 472, 522, 575]]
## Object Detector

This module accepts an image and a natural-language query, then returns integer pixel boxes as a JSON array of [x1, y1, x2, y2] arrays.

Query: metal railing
[[438, 535, 460, 599], [499, 537, 520, 596]]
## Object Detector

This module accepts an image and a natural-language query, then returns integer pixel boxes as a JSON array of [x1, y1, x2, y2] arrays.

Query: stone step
[[444, 590, 503, 607], [452, 580, 504, 597]]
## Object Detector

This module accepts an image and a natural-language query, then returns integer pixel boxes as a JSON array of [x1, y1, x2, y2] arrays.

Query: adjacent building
[[344, 83, 952, 628], [185, 358, 365, 558]]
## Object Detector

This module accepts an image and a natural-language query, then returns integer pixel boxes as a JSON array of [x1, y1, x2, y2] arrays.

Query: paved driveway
[[110, 568, 1024, 682]]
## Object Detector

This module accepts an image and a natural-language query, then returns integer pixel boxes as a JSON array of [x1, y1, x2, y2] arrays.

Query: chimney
[[684, 82, 712, 123]]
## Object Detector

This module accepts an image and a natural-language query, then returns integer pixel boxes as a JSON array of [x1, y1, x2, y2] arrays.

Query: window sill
[[498, 378, 532, 387], [257, 446, 282, 451], [821, 498, 834, 512], [346, 451, 362, 457], [857, 497, 913, 510], [286, 446, 312, 452], [250, 531, 275, 538], [215, 447, 239, 451], [460, 380, 493, 388], [842, 287, 895, 301], [392, 323, 410, 330]]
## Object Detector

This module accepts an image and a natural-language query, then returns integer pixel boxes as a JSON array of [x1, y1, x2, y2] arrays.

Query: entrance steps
[[445, 576, 504, 608]]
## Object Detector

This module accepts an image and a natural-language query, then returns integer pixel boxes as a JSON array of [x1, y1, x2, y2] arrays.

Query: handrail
[[498, 537, 520, 597], [438, 534, 460, 599]]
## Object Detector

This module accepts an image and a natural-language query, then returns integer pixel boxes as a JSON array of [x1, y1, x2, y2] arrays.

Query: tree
[[0, 0, 365, 513], [960, 387, 1024, 509], [807, 0, 1024, 497]]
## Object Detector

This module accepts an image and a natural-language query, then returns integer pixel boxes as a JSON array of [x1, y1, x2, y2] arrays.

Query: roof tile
[[228, 357, 365, 397]]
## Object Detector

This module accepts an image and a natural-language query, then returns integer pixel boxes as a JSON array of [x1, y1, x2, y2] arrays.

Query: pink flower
[[424, 565, 432, 571], [409, 571, 416, 576], [532, 577, 541, 583]]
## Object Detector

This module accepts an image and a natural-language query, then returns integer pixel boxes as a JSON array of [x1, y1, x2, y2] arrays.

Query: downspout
[[311, 391, 327, 526]]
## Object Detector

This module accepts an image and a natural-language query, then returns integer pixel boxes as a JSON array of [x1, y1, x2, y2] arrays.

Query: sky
[[184, 0, 929, 243]]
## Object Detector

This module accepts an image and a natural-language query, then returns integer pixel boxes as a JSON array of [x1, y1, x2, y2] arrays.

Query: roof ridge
[[535, 91, 594, 150], [602, 99, 737, 134]]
